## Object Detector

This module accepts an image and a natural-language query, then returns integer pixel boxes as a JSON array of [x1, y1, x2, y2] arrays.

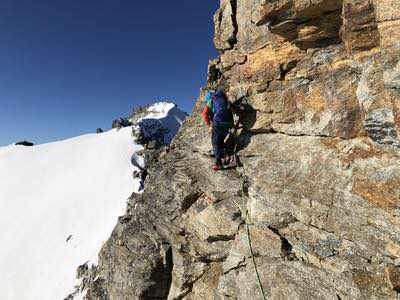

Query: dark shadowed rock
[[112, 118, 131, 129], [15, 141, 34, 147]]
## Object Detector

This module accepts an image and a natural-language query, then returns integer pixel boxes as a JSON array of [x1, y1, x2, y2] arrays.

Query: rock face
[[82, 1, 400, 299]]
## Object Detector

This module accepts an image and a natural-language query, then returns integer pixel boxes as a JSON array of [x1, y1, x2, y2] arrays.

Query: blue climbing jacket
[[202, 91, 234, 128]]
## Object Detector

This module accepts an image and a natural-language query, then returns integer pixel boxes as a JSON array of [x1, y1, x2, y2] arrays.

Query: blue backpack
[[211, 91, 233, 127]]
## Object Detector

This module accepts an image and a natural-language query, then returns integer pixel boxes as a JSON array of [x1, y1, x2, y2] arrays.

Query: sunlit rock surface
[[82, 1, 400, 299]]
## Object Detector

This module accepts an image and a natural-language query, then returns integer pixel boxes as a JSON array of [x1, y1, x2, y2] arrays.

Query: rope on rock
[[230, 178, 268, 300], [245, 212, 267, 300]]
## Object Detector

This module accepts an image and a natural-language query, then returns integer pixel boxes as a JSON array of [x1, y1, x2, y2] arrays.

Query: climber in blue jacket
[[201, 90, 234, 171]]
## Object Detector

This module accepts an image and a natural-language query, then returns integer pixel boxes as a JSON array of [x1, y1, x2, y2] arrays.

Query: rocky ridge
[[82, 1, 400, 299], [64, 102, 186, 300]]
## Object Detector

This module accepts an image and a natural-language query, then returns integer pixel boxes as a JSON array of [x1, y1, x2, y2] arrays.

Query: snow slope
[[0, 102, 185, 300]]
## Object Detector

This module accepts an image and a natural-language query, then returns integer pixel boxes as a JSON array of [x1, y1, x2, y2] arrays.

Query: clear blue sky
[[0, 0, 219, 146]]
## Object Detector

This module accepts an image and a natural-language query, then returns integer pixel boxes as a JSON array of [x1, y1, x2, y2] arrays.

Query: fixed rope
[[230, 177, 268, 300]]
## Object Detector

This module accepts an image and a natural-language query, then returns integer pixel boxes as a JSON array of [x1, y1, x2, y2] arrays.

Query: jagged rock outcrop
[[82, 1, 400, 299]]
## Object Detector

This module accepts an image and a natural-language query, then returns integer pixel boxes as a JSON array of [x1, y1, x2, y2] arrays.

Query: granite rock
[[80, 1, 400, 299]]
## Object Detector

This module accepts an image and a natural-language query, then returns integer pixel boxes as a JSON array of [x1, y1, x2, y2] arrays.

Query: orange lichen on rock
[[352, 175, 400, 210]]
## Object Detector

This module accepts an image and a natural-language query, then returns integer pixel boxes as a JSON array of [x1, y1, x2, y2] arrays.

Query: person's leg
[[219, 127, 230, 163], [212, 126, 230, 167], [221, 128, 233, 164], [212, 126, 223, 166]]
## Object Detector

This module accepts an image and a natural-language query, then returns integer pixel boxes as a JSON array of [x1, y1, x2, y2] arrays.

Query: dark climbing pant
[[212, 125, 230, 166]]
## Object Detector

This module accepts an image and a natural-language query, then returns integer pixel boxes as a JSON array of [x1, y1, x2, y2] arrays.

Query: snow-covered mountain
[[133, 102, 188, 145], [0, 102, 186, 300]]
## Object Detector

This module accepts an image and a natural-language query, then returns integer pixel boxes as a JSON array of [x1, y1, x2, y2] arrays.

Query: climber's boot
[[212, 164, 223, 171]]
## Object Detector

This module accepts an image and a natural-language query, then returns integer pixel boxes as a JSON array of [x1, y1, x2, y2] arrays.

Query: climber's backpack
[[211, 91, 233, 127]]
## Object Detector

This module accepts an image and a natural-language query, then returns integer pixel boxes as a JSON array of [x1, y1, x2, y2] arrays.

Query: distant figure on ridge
[[201, 90, 234, 171]]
